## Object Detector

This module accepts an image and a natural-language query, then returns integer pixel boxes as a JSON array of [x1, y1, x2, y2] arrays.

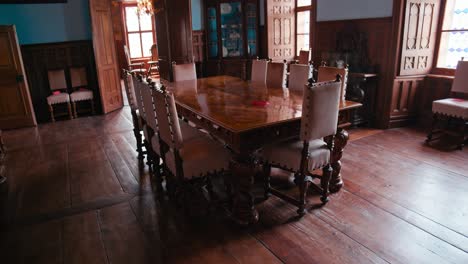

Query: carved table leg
[[229, 155, 259, 226], [329, 128, 349, 193]]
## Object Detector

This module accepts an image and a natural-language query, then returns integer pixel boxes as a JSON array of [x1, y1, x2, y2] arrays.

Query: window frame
[[294, 0, 316, 57], [432, 0, 467, 76], [122, 2, 157, 61]]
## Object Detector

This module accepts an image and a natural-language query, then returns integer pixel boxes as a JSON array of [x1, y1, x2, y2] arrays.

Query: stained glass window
[[437, 0, 468, 69]]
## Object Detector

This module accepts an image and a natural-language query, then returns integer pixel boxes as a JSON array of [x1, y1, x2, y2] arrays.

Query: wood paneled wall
[[21, 40, 100, 123], [313, 17, 393, 127], [389, 76, 425, 127]]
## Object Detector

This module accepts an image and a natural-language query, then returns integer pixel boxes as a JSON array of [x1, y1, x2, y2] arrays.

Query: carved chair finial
[[335, 74, 342, 82]]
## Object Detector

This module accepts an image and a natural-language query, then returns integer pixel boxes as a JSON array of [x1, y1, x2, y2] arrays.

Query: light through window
[[124, 5, 155, 59], [295, 0, 313, 56], [437, 0, 468, 69]]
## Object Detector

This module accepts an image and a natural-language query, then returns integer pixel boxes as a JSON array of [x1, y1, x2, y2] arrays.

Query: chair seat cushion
[[433, 98, 468, 119], [47, 93, 70, 105], [258, 138, 330, 172], [70, 89, 93, 102], [164, 134, 231, 179]]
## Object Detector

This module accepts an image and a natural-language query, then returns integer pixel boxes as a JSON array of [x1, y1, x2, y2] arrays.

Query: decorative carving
[[274, 49, 282, 57], [420, 3, 434, 49], [418, 56, 428, 69], [406, 3, 420, 50], [273, 6, 281, 14], [404, 56, 415, 70], [274, 18, 281, 45], [283, 18, 291, 45], [284, 48, 292, 57]]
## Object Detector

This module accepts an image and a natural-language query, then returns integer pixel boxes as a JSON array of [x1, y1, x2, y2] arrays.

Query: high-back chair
[[172, 62, 197, 82], [317, 64, 349, 101], [258, 76, 342, 216], [288, 63, 313, 91], [122, 70, 144, 159], [47, 69, 73, 122], [251, 58, 268, 84], [297, 49, 311, 65], [140, 80, 164, 186], [427, 60, 468, 149], [69, 67, 95, 118], [124, 45, 147, 75], [266, 61, 287, 88], [147, 44, 160, 78], [152, 86, 231, 206]]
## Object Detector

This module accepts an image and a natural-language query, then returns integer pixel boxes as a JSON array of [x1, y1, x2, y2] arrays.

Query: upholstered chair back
[[267, 62, 287, 88], [317, 66, 348, 101], [133, 75, 146, 120], [123, 72, 138, 110], [452, 60, 468, 94], [297, 50, 310, 65], [288, 64, 312, 91], [48, 70, 67, 91], [140, 83, 158, 131], [251, 59, 268, 84], [70, 67, 88, 88], [300, 79, 341, 142], [153, 89, 183, 149], [172, 63, 197, 82]]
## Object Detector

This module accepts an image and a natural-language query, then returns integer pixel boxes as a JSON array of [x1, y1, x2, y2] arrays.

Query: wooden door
[[266, 0, 296, 62], [399, 0, 441, 76], [0, 25, 36, 129], [89, 0, 123, 113]]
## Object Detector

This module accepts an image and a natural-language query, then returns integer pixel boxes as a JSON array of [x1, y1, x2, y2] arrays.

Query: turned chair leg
[[72, 102, 78, 119], [90, 100, 95, 115], [263, 164, 271, 200], [67, 102, 73, 120], [426, 113, 438, 143], [459, 120, 467, 150], [49, 104, 55, 122], [297, 173, 311, 216], [321, 164, 333, 204]]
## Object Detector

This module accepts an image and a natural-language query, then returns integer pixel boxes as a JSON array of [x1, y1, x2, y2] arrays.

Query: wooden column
[[154, 0, 194, 81]]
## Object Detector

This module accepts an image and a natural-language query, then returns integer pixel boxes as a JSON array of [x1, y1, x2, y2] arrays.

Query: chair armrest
[[129, 62, 145, 67], [147, 60, 159, 64]]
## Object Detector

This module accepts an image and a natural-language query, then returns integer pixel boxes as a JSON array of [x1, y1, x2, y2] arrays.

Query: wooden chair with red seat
[[69, 67, 95, 118], [426, 60, 468, 150], [257, 76, 342, 216], [46, 69, 73, 122], [171, 62, 197, 82], [266, 60, 287, 88]]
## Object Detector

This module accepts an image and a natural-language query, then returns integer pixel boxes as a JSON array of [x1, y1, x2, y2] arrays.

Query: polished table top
[[165, 75, 361, 133]]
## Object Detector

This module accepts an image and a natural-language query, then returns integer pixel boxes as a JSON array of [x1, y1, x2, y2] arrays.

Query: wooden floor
[[1, 107, 467, 264]]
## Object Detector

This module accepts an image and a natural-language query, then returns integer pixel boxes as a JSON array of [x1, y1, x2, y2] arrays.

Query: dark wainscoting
[[21, 40, 100, 123], [314, 17, 393, 128]]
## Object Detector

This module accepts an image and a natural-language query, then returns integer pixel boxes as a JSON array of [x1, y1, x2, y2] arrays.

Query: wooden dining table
[[165, 75, 362, 225]]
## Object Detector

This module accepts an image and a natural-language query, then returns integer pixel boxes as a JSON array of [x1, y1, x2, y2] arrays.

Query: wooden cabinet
[[204, 0, 260, 80], [154, 0, 193, 81]]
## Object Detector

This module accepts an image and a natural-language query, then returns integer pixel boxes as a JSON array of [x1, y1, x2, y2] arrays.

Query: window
[[436, 0, 468, 69], [295, 0, 313, 56], [123, 4, 156, 59]]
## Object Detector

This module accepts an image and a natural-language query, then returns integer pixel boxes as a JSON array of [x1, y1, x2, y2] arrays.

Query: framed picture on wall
[[0, 0, 67, 3]]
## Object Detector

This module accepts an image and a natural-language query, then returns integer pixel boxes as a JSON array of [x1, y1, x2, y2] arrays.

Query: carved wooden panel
[[400, 0, 441, 76], [267, 0, 295, 61], [389, 76, 424, 127], [89, 0, 123, 113]]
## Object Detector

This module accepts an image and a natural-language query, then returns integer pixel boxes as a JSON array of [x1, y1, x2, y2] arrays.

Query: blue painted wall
[[0, 0, 91, 45], [191, 0, 204, 30]]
